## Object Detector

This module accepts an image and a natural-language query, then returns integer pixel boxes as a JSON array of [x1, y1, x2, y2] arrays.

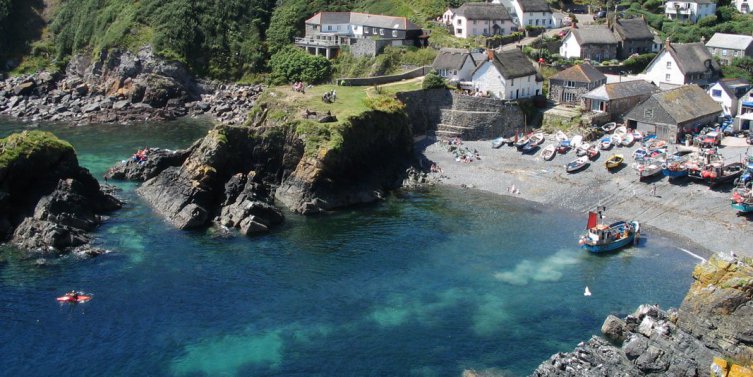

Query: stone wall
[[582, 44, 618, 61], [548, 81, 591, 105], [338, 66, 431, 86], [396, 89, 524, 140], [350, 39, 393, 57]]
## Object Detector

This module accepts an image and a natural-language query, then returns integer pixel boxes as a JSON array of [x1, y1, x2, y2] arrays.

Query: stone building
[[582, 80, 659, 121], [610, 17, 655, 59], [705, 33, 753, 66], [559, 26, 618, 61], [625, 84, 721, 142], [296, 12, 428, 58], [548, 63, 606, 105]]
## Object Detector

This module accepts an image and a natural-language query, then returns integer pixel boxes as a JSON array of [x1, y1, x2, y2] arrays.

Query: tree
[[267, 4, 303, 54], [269, 47, 332, 84], [422, 70, 446, 89]]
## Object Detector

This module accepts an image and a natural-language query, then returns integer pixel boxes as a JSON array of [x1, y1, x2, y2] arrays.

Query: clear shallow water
[[0, 118, 699, 376]]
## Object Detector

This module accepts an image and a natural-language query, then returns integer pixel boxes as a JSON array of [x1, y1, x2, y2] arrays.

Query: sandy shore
[[418, 135, 753, 258]]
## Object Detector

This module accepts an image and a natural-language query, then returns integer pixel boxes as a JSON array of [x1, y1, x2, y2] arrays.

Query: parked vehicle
[[701, 131, 722, 148]]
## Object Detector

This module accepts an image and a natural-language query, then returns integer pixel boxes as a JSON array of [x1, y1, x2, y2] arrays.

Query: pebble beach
[[419, 135, 753, 258]]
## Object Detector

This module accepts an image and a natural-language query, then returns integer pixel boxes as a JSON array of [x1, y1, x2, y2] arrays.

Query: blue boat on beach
[[579, 211, 640, 253]]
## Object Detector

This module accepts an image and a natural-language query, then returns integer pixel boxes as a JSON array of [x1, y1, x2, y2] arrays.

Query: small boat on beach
[[579, 211, 640, 253], [521, 142, 539, 154], [612, 134, 623, 147], [614, 125, 627, 136], [586, 144, 600, 160], [661, 161, 688, 180], [557, 140, 572, 154], [622, 132, 635, 147], [528, 132, 545, 147], [601, 122, 617, 133], [566, 156, 590, 173], [702, 162, 746, 186], [514, 135, 530, 149], [555, 131, 569, 142], [599, 135, 613, 150], [632, 129, 643, 141], [540, 144, 556, 161], [633, 148, 648, 162], [605, 154, 624, 170], [571, 135, 583, 149], [731, 185, 753, 213], [576, 142, 590, 157], [635, 159, 663, 181], [491, 137, 511, 149]]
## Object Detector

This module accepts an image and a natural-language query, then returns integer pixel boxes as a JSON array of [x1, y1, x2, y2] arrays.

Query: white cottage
[[471, 49, 542, 99], [513, 0, 554, 28], [664, 0, 717, 23], [448, 3, 516, 39], [707, 78, 751, 117], [734, 0, 752, 13], [643, 38, 721, 89], [431, 48, 478, 83]]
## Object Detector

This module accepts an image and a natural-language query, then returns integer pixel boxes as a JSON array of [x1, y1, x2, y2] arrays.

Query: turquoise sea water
[[1, 118, 700, 376]]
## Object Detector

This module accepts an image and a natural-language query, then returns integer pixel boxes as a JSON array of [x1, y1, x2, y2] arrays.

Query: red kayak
[[56, 295, 92, 303]]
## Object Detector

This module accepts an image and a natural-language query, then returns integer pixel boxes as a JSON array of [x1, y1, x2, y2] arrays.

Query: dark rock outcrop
[[0, 46, 263, 125], [0, 131, 121, 254], [104, 146, 196, 182], [528, 253, 753, 377], [135, 108, 413, 234]]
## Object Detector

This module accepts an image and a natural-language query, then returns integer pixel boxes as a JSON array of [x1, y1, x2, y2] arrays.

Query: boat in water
[[579, 210, 640, 253], [605, 154, 624, 170], [540, 144, 556, 161], [57, 292, 92, 303], [566, 156, 590, 173]]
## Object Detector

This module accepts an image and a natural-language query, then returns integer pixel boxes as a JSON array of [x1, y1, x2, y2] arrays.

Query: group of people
[[442, 137, 481, 163], [292, 81, 306, 93], [322, 89, 337, 103], [131, 148, 150, 164], [460, 89, 486, 98]]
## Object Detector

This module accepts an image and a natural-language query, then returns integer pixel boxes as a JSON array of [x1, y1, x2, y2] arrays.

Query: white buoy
[[584, 286, 592, 296]]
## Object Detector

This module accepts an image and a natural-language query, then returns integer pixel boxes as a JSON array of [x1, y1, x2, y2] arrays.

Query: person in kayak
[[66, 290, 79, 300]]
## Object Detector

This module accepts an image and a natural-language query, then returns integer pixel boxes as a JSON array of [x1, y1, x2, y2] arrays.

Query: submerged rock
[[0, 131, 121, 254]]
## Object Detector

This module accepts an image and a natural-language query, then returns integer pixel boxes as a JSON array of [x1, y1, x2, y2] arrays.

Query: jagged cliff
[[523, 253, 753, 377], [0, 130, 121, 254], [108, 95, 413, 235]]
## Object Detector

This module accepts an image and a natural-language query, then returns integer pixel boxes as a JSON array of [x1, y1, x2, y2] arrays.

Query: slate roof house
[[559, 26, 618, 61], [707, 78, 751, 117], [297, 12, 427, 57], [548, 63, 606, 105], [432, 48, 478, 83], [625, 85, 721, 142], [447, 3, 516, 39], [643, 38, 721, 89], [610, 17, 654, 59], [582, 80, 659, 121], [665, 0, 717, 23], [705, 33, 753, 66], [513, 0, 554, 28], [471, 49, 543, 100]]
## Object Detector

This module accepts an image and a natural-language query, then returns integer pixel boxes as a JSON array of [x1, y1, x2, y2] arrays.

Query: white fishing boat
[[540, 144, 556, 161]]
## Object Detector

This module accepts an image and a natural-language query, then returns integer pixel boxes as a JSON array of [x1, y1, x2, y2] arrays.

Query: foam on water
[[494, 249, 581, 286]]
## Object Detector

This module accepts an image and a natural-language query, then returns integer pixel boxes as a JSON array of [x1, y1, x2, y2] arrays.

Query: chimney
[[665, 37, 671, 49], [486, 49, 494, 61]]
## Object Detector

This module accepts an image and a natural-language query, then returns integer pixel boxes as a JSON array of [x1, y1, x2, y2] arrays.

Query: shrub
[[269, 46, 333, 85], [422, 70, 446, 89], [363, 95, 406, 112], [622, 53, 656, 73], [697, 15, 718, 27]]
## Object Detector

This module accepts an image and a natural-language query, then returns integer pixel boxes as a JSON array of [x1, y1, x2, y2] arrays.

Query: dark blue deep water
[[1, 119, 700, 376]]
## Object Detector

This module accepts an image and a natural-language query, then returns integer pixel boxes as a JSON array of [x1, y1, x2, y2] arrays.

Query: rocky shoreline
[[0, 46, 261, 126]]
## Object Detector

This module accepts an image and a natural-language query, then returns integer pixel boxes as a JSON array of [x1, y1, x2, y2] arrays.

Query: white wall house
[[734, 0, 752, 13], [707, 79, 751, 117], [442, 8, 455, 24], [512, 0, 554, 28], [643, 39, 721, 88], [449, 3, 516, 39], [471, 49, 542, 99], [664, 0, 716, 23], [491, 0, 517, 20], [559, 32, 581, 59], [432, 48, 478, 83]]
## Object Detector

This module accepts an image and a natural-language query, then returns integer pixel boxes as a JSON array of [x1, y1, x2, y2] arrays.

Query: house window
[[392, 30, 397, 37], [528, 20, 533, 25], [644, 108, 654, 118], [565, 80, 576, 88], [456, 29, 463, 35], [665, 74, 671, 81], [666, 61, 671, 69], [483, 28, 488, 34], [510, 78, 515, 86], [379, 29, 384, 35], [712, 89, 722, 97], [564, 92, 576, 102], [373, 28, 377, 33], [328, 25, 332, 31], [722, 49, 728, 56], [457, 19, 462, 25], [473, 20, 477, 24]]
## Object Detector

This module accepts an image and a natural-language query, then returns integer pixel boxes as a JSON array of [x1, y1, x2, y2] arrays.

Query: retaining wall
[[338, 66, 431, 86]]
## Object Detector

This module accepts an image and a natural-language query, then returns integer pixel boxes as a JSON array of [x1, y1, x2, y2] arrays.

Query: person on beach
[[651, 183, 657, 197]]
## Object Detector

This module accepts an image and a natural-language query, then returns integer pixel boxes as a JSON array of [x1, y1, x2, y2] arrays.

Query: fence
[[338, 66, 432, 86]]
